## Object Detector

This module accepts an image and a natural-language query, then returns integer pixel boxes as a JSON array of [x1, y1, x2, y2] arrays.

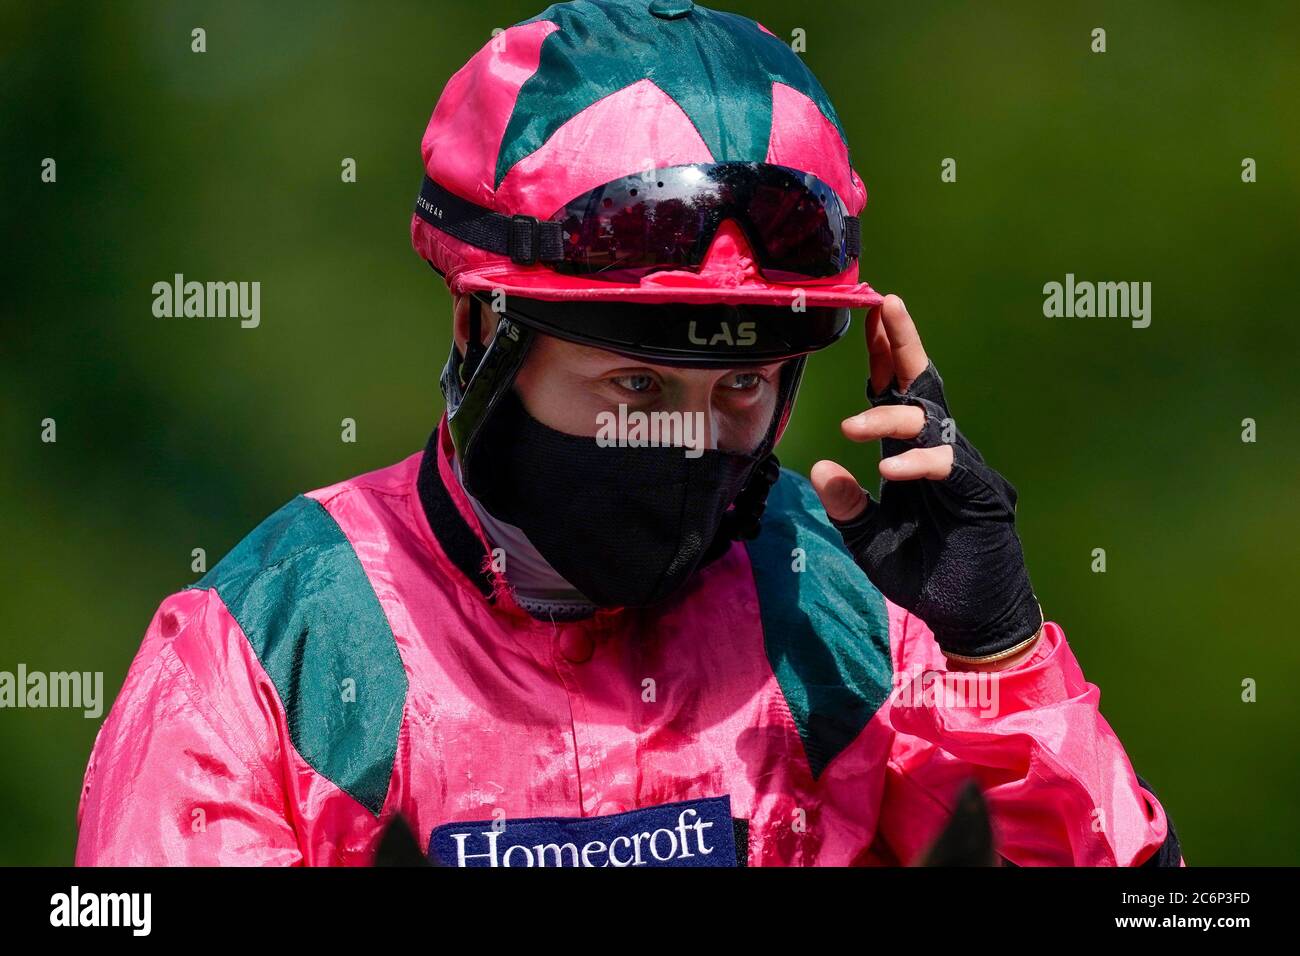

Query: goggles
[[416, 162, 860, 282]]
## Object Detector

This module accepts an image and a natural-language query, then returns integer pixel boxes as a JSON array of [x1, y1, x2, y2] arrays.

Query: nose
[[661, 377, 724, 452]]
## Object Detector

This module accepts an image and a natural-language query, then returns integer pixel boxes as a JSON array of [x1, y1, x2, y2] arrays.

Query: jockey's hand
[[811, 295, 1043, 664]]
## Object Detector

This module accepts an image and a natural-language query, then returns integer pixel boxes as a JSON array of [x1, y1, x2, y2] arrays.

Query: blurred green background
[[2, 1, 1297, 865]]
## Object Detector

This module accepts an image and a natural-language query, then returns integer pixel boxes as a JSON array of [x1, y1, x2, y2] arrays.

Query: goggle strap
[[416, 170, 859, 270], [845, 216, 861, 259], [416, 175, 564, 266]]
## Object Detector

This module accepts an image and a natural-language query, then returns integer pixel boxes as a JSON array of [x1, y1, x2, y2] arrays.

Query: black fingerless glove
[[830, 362, 1043, 661]]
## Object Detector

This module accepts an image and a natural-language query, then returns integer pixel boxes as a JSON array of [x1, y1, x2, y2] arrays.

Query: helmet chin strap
[[701, 355, 805, 565], [458, 294, 488, 389]]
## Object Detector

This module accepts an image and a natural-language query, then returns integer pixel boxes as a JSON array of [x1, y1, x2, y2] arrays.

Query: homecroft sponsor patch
[[429, 795, 740, 867]]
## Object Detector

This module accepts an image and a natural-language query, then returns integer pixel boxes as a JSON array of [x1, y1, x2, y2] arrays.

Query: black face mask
[[462, 389, 759, 608]]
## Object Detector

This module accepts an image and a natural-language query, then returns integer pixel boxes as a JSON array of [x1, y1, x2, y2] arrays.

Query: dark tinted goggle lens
[[552, 163, 854, 282]]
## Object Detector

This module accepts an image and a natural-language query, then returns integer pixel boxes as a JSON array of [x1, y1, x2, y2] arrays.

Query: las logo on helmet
[[687, 320, 757, 347]]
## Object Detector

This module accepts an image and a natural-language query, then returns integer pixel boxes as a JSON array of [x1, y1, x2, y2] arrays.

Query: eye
[[721, 372, 763, 391], [610, 373, 658, 394]]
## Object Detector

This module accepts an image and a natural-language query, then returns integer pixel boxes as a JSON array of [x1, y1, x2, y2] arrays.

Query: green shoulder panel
[[744, 469, 893, 780], [189, 495, 408, 816]]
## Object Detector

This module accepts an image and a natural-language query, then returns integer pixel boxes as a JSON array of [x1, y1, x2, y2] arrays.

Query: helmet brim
[[474, 293, 853, 368]]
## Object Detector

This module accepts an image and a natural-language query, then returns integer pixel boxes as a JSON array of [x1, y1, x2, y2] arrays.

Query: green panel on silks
[[192, 496, 408, 815], [745, 470, 893, 779]]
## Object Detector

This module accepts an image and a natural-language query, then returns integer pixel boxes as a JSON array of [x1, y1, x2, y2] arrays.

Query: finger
[[878, 445, 954, 481], [878, 295, 930, 392], [841, 404, 926, 443], [811, 459, 870, 522], [866, 304, 894, 396]]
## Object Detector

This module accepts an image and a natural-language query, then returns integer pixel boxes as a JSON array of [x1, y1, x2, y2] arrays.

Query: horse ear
[[372, 816, 435, 867], [913, 780, 999, 867]]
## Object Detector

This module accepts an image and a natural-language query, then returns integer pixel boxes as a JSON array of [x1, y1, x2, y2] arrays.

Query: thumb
[[811, 460, 870, 522]]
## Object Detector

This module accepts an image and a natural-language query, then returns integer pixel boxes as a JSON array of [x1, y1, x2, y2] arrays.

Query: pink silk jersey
[[75, 419, 1180, 867]]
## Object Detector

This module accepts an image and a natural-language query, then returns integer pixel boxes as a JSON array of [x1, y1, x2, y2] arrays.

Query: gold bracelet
[[940, 604, 1046, 665]]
